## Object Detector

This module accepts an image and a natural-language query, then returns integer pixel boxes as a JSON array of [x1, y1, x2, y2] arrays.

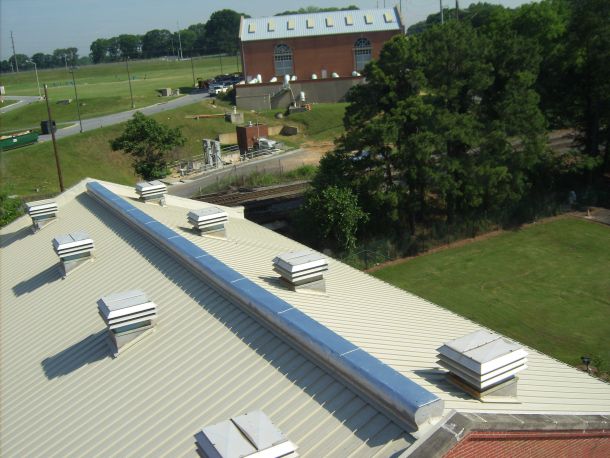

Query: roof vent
[[345, 14, 354, 25], [326, 17, 334, 27], [384, 11, 394, 23], [187, 207, 228, 237], [437, 330, 528, 400], [26, 199, 58, 231], [196, 410, 298, 458], [364, 14, 373, 24], [248, 23, 256, 33], [52, 231, 94, 276], [135, 180, 167, 205], [273, 250, 327, 292], [267, 20, 275, 32], [306, 18, 314, 29], [98, 290, 157, 356], [287, 19, 295, 30]]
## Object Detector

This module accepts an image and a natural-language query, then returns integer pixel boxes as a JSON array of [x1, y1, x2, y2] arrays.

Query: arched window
[[274, 44, 293, 76], [354, 38, 372, 71]]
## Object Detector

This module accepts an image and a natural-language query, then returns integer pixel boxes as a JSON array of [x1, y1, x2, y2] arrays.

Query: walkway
[[0, 95, 42, 114]]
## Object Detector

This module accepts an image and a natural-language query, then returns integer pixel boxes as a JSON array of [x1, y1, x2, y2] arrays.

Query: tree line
[[297, 0, 609, 255], [0, 47, 88, 73]]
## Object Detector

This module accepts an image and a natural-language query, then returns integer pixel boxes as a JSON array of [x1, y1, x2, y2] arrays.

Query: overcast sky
[[1, 0, 533, 60]]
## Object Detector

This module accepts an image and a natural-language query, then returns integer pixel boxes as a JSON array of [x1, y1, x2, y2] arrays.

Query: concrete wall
[[241, 30, 398, 82], [235, 77, 364, 111]]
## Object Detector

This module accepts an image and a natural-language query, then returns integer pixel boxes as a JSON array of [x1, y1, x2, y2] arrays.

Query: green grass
[[0, 56, 239, 133], [269, 103, 347, 141], [1, 99, 340, 196], [371, 218, 610, 371]]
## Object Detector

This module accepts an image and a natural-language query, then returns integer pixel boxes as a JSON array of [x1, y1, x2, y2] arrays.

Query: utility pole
[[10, 31, 19, 72], [190, 56, 196, 87], [177, 21, 183, 60], [44, 84, 65, 192], [69, 67, 83, 132], [456, 0, 460, 20], [440, 0, 444, 24], [125, 57, 135, 109]]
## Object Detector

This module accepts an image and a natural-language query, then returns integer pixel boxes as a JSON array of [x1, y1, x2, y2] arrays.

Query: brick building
[[239, 7, 404, 83]]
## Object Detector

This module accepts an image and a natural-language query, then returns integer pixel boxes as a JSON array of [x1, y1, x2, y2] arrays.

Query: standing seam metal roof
[[0, 181, 413, 457], [240, 8, 403, 42], [130, 184, 610, 417]]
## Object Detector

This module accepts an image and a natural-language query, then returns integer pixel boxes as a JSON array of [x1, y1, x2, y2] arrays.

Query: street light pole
[[125, 57, 135, 109], [27, 60, 42, 99], [43, 84, 65, 192], [69, 67, 83, 133]]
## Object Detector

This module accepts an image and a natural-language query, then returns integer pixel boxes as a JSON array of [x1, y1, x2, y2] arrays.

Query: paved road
[[2, 91, 209, 139], [0, 95, 42, 114], [39, 91, 210, 141], [168, 148, 325, 198]]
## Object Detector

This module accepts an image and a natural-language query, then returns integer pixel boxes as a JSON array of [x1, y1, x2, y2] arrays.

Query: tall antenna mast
[[440, 0, 444, 24], [10, 31, 19, 73], [456, 0, 460, 20]]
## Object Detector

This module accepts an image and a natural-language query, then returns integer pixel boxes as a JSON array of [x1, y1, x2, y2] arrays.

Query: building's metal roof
[[0, 181, 413, 457], [240, 8, 403, 42], [132, 185, 610, 417], [2, 179, 610, 457]]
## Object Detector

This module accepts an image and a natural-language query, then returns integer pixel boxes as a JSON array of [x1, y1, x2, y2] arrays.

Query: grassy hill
[[372, 218, 610, 373], [0, 56, 239, 133]]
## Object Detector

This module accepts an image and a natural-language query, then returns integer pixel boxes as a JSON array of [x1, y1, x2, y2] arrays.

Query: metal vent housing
[[188, 207, 228, 235], [273, 250, 328, 292], [98, 290, 157, 356], [135, 180, 167, 203], [437, 330, 528, 399], [52, 231, 94, 276], [26, 200, 58, 231]]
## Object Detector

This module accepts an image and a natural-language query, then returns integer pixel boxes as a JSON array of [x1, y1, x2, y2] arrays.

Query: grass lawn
[[0, 99, 344, 197], [371, 218, 610, 371], [0, 56, 239, 133]]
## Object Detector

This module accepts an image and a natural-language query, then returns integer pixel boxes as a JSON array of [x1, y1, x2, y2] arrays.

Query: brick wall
[[444, 430, 610, 458], [241, 30, 399, 82]]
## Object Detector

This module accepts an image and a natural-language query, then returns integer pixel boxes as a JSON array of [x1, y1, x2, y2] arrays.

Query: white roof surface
[[2, 179, 609, 457], [0, 181, 412, 457], [240, 8, 403, 42]]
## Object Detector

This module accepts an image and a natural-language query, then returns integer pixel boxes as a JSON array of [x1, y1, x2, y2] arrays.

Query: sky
[[0, 0, 533, 60]]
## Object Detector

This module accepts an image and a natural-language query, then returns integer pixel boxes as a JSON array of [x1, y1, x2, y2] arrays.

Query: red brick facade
[[444, 430, 610, 458], [240, 30, 399, 82]]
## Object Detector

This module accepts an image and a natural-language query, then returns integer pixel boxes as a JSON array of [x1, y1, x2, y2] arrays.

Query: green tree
[[110, 112, 185, 180], [302, 186, 368, 252], [90, 38, 110, 63], [202, 9, 248, 54], [141, 29, 172, 58]]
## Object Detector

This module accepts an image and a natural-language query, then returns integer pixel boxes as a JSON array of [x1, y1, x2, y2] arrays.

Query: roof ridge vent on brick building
[[437, 329, 528, 401]]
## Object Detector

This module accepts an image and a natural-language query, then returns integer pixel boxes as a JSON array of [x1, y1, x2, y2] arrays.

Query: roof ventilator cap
[[188, 207, 228, 238], [98, 290, 157, 356], [52, 231, 94, 276], [273, 250, 328, 292], [196, 410, 298, 458], [437, 329, 528, 401], [135, 180, 167, 205], [26, 199, 58, 232]]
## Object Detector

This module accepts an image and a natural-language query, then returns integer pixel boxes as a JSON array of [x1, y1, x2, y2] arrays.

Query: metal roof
[[2, 179, 610, 456], [240, 8, 403, 42], [131, 185, 610, 417], [0, 181, 413, 457]]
